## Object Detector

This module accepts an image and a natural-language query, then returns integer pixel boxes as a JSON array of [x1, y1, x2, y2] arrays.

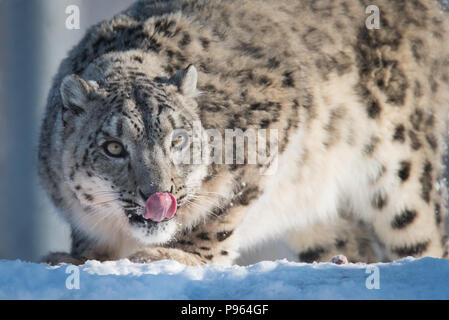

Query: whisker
[[184, 199, 220, 219], [89, 197, 121, 207], [188, 195, 221, 208]]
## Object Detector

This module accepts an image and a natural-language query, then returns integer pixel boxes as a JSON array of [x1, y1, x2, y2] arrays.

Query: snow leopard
[[39, 0, 449, 265]]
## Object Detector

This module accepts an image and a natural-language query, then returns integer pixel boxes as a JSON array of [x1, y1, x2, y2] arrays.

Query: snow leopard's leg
[[42, 228, 105, 265], [366, 160, 449, 260], [284, 212, 380, 263], [129, 186, 259, 265], [42, 252, 86, 266], [354, 27, 449, 260], [130, 211, 246, 266]]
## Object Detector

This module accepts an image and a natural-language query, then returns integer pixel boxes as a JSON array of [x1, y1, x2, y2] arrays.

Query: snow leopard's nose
[[138, 185, 175, 202]]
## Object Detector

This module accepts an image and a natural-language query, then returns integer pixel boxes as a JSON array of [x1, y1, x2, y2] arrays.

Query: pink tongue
[[144, 193, 177, 222]]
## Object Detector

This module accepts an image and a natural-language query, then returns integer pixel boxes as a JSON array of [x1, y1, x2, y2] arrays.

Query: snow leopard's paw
[[42, 252, 86, 266], [330, 255, 349, 265], [127, 248, 204, 266]]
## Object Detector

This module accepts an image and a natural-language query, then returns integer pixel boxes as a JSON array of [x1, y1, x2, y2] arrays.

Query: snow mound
[[0, 257, 448, 299]]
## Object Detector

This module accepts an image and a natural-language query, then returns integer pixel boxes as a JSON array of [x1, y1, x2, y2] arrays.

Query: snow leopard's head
[[58, 53, 214, 245]]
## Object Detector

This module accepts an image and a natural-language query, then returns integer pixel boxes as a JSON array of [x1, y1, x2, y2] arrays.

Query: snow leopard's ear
[[170, 64, 198, 97], [60, 74, 92, 120]]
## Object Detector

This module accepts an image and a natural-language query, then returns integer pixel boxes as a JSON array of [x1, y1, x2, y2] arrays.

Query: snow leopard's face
[[59, 64, 210, 245]]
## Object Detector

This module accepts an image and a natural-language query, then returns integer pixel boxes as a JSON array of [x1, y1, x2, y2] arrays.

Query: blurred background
[[0, 0, 135, 261]]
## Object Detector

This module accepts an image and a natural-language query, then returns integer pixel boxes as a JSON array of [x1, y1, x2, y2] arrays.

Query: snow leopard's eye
[[171, 131, 188, 150], [103, 141, 127, 158]]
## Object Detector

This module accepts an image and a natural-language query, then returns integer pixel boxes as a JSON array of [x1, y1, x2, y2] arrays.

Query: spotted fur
[[39, 0, 449, 265]]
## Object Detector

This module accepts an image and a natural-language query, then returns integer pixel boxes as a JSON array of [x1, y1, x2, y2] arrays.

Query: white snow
[[0, 257, 448, 299]]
